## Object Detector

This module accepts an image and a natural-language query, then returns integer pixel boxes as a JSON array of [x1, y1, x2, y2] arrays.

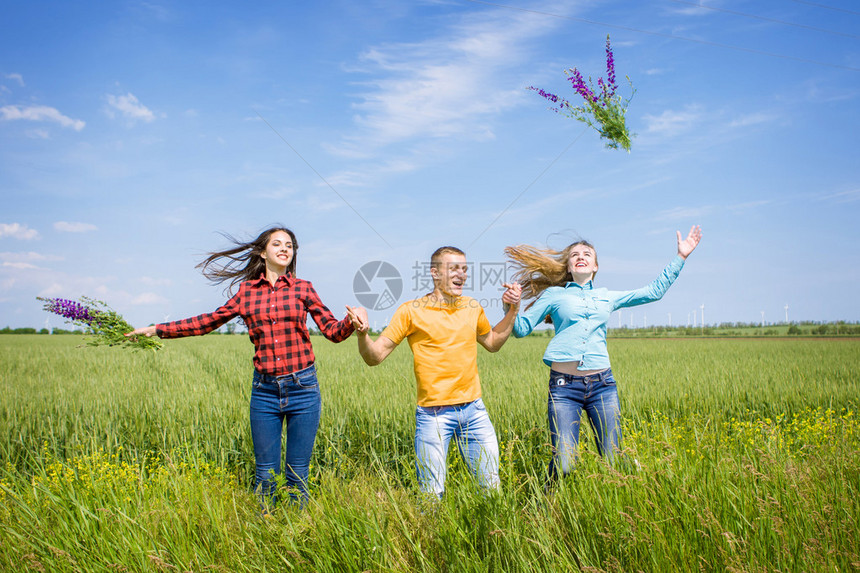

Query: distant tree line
[[0, 327, 83, 335], [606, 320, 860, 337], [1, 318, 248, 336], [3, 320, 858, 338]]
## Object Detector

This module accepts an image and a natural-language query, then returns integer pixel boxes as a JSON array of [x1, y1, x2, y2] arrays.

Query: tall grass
[[1, 334, 858, 571]]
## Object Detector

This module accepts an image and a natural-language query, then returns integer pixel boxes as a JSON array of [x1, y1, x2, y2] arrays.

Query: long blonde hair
[[505, 240, 597, 308]]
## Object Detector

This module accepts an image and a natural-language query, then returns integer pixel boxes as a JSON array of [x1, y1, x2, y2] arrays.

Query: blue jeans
[[547, 368, 622, 478], [414, 398, 500, 497], [249, 364, 321, 506]]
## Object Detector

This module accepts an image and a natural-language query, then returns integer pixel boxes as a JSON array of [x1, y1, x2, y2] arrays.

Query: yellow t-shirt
[[381, 295, 492, 407]]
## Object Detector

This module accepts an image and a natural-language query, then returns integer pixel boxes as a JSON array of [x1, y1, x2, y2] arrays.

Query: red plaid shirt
[[156, 273, 354, 375]]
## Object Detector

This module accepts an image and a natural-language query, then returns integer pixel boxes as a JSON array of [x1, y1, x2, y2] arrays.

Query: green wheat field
[[1, 334, 858, 572]]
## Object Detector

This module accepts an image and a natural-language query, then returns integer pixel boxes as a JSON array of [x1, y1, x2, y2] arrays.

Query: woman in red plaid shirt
[[128, 227, 357, 507]]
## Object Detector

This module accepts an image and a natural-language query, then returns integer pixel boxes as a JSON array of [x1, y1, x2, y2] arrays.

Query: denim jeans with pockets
[[249, 364, 321, 506], [414, 398, 500, 497], [547, 368, 622, 478]]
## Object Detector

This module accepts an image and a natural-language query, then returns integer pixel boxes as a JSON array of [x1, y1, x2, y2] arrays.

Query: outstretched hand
[[125, 325, 158, 339], [677, 225, 702, 259], [345, 305, 369, 334], [501, 282, 522, 307]]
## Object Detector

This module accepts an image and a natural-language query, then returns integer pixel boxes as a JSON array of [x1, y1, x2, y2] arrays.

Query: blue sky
[[2, 0, 859, 332]]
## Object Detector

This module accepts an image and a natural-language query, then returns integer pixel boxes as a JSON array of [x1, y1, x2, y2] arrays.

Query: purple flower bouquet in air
[[37, 296, 162, 351], [529, 35, 635, 151]]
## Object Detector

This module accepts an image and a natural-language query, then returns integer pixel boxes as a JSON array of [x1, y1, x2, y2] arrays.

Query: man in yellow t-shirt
[[346, 246, 521, 497]]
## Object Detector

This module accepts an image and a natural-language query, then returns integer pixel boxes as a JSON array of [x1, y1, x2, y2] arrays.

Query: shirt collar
[[252, 271, 294, 288], [564, 279, 593, 290]]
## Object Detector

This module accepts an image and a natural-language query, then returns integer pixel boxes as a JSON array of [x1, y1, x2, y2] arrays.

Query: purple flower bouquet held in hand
[[529, 35, 635, 151], [37, 296, 163, 351]]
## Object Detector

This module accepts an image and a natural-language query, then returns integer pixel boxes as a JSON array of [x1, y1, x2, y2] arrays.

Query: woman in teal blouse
[[505, 226, 701, 478]]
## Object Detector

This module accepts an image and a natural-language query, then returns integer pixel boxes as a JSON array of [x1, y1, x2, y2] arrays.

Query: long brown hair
[[505, 240, 597, 308], [197, 226, 298, 294]]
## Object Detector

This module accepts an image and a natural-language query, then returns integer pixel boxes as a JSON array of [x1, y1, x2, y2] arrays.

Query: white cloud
[[251, 185, 300, 200], [0, 105, 85, 131], [669, 5, 713, 16], [0, 251, 61, 263], [324, 158, 419, 189], [38, 280, 113, 300], [105, 92, 156, 123], [305, 194, 342, 213], [137, 2, 172, 21], [4, 73, 25, 86], [26, 128, 51, 139], [2, 261, 40, 269], [657, 199, 769, 221], [333, 5, 569, 155], [54, 221, 98, 233], [818, 188, 860, 204], [469, 187, 603, 235], [728, 112, 776, 128], [728, 200, 771, 211], [159, 211, 187, 226], [0, 223, 39, 240], [642, 106, 702, 135], [140, 276, 172, 287], [656, 206, 713, 220], [131, 292, 169, 305]]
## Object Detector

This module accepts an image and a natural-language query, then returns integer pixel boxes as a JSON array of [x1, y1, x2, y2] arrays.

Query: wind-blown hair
[[197, 226, 298, 295], [505, 240, 597, 308]]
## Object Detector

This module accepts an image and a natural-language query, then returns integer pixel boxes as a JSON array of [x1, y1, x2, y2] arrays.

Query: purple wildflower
[[528, 34, 633, 151], [527, 86, 571, 113], [37, 295, 163, 351], [605, 35, 617, 95], [528, 86, 560, 103], [566, 68, 595, 102], [41, 297, 96, 323]]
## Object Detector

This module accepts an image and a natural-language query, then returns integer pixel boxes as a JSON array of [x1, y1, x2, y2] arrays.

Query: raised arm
[[345, 305, 398, 366], [613, 225, 702, 310], [477, 282, 521, 353]]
